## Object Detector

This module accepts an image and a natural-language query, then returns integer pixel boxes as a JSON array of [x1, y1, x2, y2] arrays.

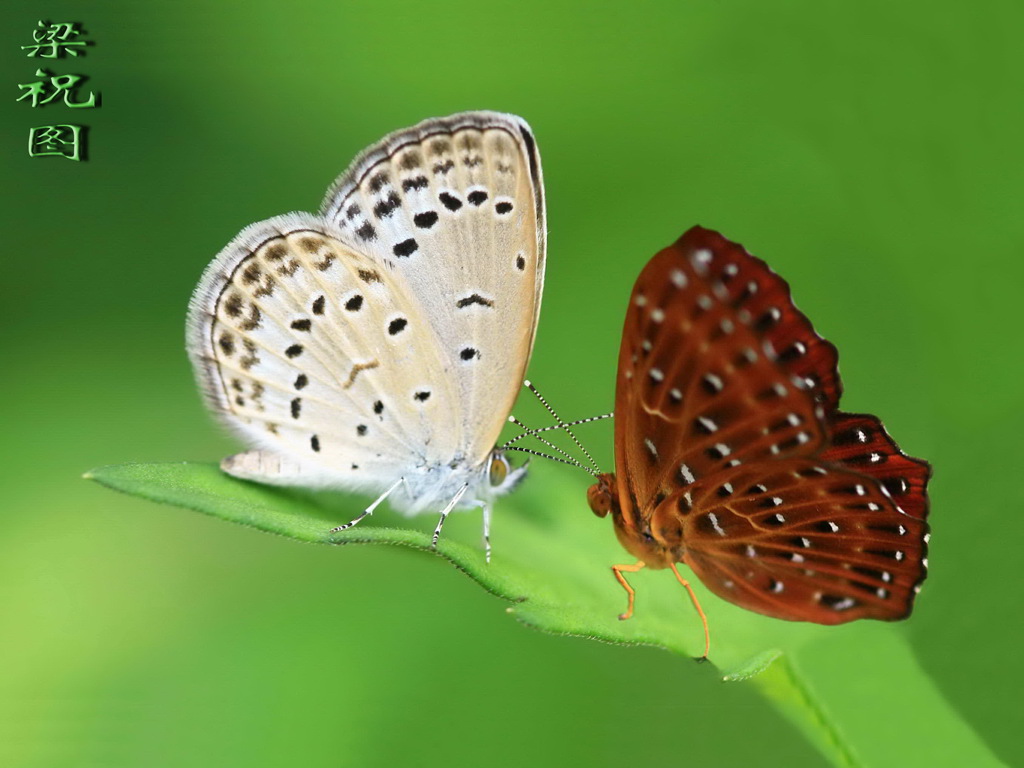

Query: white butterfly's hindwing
[[188, 213, 462, 491], [186, 112, 546, 514]]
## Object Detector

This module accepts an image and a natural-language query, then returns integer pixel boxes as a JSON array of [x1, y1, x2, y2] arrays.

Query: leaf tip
[[721, 648, 784, 682]]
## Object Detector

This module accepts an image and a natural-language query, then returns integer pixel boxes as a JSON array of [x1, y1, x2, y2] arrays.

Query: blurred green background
[[2, 1, 1020, 765]]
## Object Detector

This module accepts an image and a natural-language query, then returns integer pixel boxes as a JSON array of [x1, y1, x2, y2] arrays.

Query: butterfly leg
[[329, 478, 403, 533], [481, 502, 492, 564], [670, 563, 711, 661], [431, 483, 469, 549], [611, 561, 647, 620], [461, 500, 493, 562]]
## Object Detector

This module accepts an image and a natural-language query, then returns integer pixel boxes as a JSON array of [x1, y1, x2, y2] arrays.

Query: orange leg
[[670, 563, 711, 661], [611, 561, 646, 620]]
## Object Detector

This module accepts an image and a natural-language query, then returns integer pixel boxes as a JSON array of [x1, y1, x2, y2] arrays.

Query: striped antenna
[[523, 380, 601, 472], [504, 413, 613, 447], [507, 415, 588, 470], [504, 445, 598, 474]]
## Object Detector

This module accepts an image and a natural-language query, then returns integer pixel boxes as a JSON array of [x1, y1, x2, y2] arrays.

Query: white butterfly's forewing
[[186, 112, 545, 514], [321, 112, 546, 469]]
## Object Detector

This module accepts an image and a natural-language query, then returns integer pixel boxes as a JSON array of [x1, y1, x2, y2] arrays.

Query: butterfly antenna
[[503, 413, 613, 447], [523, 380, 602, 473], [505, 415, 588, 470], [504, 446, 598, 475]]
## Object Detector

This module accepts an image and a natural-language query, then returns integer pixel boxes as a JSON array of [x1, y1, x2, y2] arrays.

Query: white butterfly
[[186, 111, 546, 558]]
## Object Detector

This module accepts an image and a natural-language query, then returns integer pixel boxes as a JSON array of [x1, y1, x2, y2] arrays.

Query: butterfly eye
[[587, 483, 612, 518], [488, 455, 510, 487]]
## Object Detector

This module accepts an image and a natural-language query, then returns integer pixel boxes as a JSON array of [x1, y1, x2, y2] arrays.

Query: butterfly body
[[589, 227, 930, 627], [187, 112, 544, 542]]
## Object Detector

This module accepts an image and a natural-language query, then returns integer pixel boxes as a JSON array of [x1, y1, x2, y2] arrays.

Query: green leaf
[[86, 462, 998, 767]]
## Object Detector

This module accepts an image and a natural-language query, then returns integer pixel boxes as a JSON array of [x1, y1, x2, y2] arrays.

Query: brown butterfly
[[587, 227, 931, 658]]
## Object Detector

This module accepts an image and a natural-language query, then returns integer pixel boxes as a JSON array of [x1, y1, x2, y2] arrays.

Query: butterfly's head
[[587, 473, 620, 518], [589, 474, 677, 567], [486, 451, 528, 497]]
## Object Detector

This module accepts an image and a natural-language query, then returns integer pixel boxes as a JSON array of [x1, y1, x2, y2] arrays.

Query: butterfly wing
[[321, 112, 546, 469], [613, 226, 841, 525], [187, 213, 462, 491], [650, 415, 929, 622], [188, 112, 546, 505], [608, 226, 930, 623]]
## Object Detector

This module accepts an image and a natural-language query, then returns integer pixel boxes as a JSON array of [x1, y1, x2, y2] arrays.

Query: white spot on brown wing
[[703, 372, 724, 392], [635, 294, 647, 307], [649, 368, 664, 382], [692, 248, 713, 272], [745, 545, 757, 558], [679, 463, 695, 484], [669, 388, 683, 402], [650, 308, 665, 323], [670, 269, 687, 288], [708, 513, 726, 536], [644, 438, 658, 459], [791, 552, 805, 563], [697, 416, 719, 433]]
